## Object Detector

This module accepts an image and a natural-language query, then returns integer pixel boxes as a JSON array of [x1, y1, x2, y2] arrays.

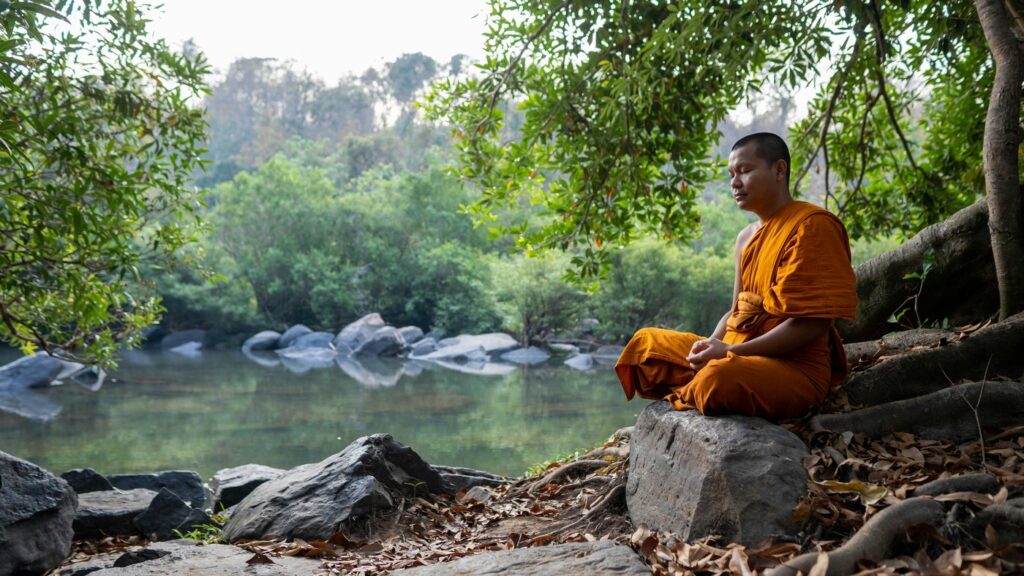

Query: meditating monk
[[614, 132, 857, 419]]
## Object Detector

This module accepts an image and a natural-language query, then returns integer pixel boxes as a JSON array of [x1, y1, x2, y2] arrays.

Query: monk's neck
[[754, 195, 794, 224]]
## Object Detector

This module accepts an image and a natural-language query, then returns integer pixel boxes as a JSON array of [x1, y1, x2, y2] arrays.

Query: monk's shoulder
[[794, 210, 848, 243], [734, 222, 759, 253]]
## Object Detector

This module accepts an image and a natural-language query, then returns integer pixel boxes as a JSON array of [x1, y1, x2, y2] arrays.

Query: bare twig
[[945, 355, 994, 468]]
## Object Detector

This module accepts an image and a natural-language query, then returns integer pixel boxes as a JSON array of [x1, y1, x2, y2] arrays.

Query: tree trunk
[[837, 200, 997, 342], [976, 0, 1024, 320]]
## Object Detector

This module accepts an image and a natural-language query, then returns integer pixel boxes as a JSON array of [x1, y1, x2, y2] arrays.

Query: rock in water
[[287, 331, 336, 349], [209, 464, 284, 509], [388, 541, 649, 575], [499, 346, 551, 365], [0, 352, 63, 389], [222, 434, 453, 542], [0, 451, 77, 576], [277, 324, 313, 349], [354, 327, 406, 357], [107, 470, 205, 510], [334, 313, 387, 351], [627, 401, 808, 545], [397, 326, 424, 345], [159, 330, 205, 351], [241, 330, 281, 352], [564, 353, 594, 370]]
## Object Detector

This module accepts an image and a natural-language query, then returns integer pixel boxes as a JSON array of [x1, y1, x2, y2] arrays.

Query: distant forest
[[155, 53, 897, 345]]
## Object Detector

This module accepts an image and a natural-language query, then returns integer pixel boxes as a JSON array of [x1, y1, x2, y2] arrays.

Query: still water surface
[[0, 349, 639, 479]]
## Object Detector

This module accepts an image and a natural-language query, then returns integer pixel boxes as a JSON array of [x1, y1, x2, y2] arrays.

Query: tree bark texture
[[976, 0, 1024, 320], [840, 311, 1024, 407], [837, 200, 997, 343]]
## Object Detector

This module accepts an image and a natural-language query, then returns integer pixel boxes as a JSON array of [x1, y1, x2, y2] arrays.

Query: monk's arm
[[728, 317, 832, 357], [709, 311, 731, 340]]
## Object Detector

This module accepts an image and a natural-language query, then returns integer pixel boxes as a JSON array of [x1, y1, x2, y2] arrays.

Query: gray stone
[[354, 326, 406, 357], [0, 450, 77, 576], [0, 387, 63, 421], [134, 488, 216, 541], [54, 554, 117, 575], [74, 489, 156, 539], [549, 343, 580, 354], [0, 352, 63, 389], [223, 434, 453, 542], [397, 326, 424, 345], [461, 486, 493, 502], [389, 540, 649, 576], [107, 470, 205, 509], [333, 313, 386, 351], [591, 344, 624, 365], [277, 324, 313, 349], [112, 549, 171, 568], [167, 341, 202, 357], [433, 360, 516, 376], [241, 348, 280, 368], [72, 367, 106, 391], [627, 402, 808, 545], [420, 333, 519, 362], [87, 540, 321, 575], [61, 468, 114, 494], [564, 353, 594, 370], [209, 464, 285, 510], [242, 330, 281, 352], [409, 337, 437, 357], [54, 358, 87, 381], [500, 346, 551, 365], [436, 336, 460, 348], [288, 331, 335, 350], [159, 330, 205, 351]]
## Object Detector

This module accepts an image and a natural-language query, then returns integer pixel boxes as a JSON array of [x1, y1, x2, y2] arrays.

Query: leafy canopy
[[424, 0, 996, 276], [0, 0, 210, 364]]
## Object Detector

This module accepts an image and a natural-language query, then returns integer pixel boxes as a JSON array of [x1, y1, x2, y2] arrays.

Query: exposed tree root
[[841, 313, 1024, 406], [844, 328, 958, 364], [838, 199, 996, 343], [915, 473, 1001, 496], [813, 380, 1024, 441], [767, 497, 945, 576], [975, 498, 1024, 546], [521, 459, 609, 495], [537, 476, 628, 540]]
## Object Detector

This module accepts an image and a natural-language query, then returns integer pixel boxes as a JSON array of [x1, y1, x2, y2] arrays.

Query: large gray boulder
[[333, 313, 386, 351], [85, 540, 320, 576], [564, 353, 594, 370], [241, 330, 281, 352], [276, 324, 313, 349], [287, 331, 335, 350], [397, 326, 424, 345], [354, 326, 406, 357], [627, 402, 808, 545], [74, 488, 156, 539], [591, 344, 624, 365], [276, 347, 336, 373], [0, 451, 77, 576], [222, 434, 453, 542], [159, 330, 205, 351], [500, 346, 551, 365], [107, 470, 205, 509], [389, 541, 649, 576], [209, 464, 284, 510], [0, 352, 63, 389]]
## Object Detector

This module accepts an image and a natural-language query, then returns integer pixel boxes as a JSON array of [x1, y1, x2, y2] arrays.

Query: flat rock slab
[[419, 333, 518, 362], [87, 540, 320, 576], [0, 352, 63, 388], [74, 489, 156, 539], [389, 541, 649, 575], [627, 402, 808, 546]]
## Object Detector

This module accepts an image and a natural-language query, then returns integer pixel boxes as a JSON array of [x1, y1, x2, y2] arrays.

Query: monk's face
[[727, 144, 787, 215]]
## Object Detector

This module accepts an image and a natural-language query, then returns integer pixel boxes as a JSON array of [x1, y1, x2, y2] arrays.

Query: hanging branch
[[792, 36, 864, 194]]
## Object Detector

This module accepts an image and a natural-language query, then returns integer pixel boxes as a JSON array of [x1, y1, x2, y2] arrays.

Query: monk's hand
[[687, 337, 730, 371]]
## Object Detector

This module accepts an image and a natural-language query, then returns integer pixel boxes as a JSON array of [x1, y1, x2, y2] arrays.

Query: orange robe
[[614, 201, 858, 419]]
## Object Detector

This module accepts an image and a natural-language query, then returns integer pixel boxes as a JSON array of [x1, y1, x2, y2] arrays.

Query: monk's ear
[[774, 160, 788, 182]]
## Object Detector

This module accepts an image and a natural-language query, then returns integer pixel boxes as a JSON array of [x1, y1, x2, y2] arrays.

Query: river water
[[0, 348, 639, 479]]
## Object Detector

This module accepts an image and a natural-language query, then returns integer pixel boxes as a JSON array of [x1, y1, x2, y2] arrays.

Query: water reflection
[[0, 349, 637, 478]]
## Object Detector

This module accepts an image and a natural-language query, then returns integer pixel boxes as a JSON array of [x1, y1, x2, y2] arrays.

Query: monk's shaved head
[[731, 133, 790, 187]]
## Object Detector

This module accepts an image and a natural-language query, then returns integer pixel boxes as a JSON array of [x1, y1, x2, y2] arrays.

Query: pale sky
[[147, 0, 491, 82]]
